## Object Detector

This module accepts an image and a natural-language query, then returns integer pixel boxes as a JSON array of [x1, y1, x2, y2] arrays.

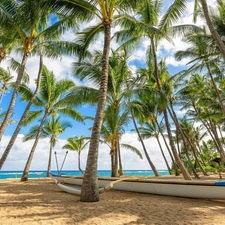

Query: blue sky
[[0, 0, 215, 171]]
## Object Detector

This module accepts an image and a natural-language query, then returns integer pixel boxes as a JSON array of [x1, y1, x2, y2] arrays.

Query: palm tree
[[177, 74, 225, 161], [199, 0, 225, 60], [0, 0, 79, 140], [0, 55, 43, 169], [175, 28, 225, 116], [63, 136, 89, 175], [20, 67, 84, 181], [101, 104, 143, 177], [138, 120, 172, 173], [23, 116, 72, 177], [115, 0, 193, 179], [0, 67, 13, 104], [74, 48, 142, 177], [129, 100, 160, 177]]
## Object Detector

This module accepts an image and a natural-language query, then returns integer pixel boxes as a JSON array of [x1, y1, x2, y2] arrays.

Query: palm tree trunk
[[218, 125, 225, 145], [47, 137, 54, 177], [80, 23, 111, 202], [0, 52, 30, 141], [163, 109, 192, 180], [118, 139, 124, 176], [193, 103, 223, 154], [200, 0, 225, 60], [206, 63, 225, 115], [131, 111, 160, 176], [155, 135, 171, 173], [21, 112, 48, 181], [0, 55, 43, 169], [210, 120, 225, 161], [156, 121, 175, 164], [78, 152, 84, 175], [110, 139, 118, 177]]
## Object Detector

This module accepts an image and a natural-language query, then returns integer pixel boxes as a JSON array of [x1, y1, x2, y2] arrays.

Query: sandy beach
[[0, 178, 225, 225]]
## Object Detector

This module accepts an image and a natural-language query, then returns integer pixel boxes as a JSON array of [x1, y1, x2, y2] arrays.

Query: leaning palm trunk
[[167, 104, 203, 178], [163, 109, 192, 180], [200, 0, 225, 60], [21, 112, 48, 181], [155, 135, 171, 173], [80, 24, 111, 202], [47, 137, 54, 177], [206, 63, 225, 115], [192, 103, 224, 155], [156, 121, 175, 164], [131, 111, 160, 177], [0, 52, 30, 141], [0, 55, 43, 169], [210, 120, 225, 161]]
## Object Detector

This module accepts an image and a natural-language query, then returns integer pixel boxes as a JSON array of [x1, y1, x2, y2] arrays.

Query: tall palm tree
[[20, 67, 84, 181], [115, 0, 193, 179], [23, 116, 72, 177], [0, 0, 79, 140], [63, 136, 89, 175]]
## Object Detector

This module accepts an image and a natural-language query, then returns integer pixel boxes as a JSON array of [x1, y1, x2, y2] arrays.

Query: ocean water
[[0, 170, 169, 180]]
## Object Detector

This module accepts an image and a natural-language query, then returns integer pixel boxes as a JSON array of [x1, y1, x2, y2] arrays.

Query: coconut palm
[[199, 0, 225, 60], [63, 136, 89, 175], [0, 0, 80, 140], [175, 28, 225, 116], [101, 104, 143, 177], [20, 67, 84, 181], [178, 74, 225, 161], [138, 120, 172, 173], [23, 116, 72, 177], [73, 48, 142, 177], [0, 55, 43, 170], [0, 67, 13, 104], [115, 0, 193, 179], [47, 0, 139, 202]]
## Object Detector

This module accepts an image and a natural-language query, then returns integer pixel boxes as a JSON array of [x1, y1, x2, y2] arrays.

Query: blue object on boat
[[215, 181, 225, 186]]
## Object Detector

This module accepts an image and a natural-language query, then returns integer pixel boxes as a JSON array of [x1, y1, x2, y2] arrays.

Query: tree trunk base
[[20, 177, 28, 182]]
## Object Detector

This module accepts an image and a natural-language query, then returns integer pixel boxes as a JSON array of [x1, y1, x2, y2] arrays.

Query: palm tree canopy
[[63, 136, 89, 153]]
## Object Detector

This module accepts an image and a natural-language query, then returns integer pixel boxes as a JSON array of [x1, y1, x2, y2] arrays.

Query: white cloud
[[0, 132, 172, 171]]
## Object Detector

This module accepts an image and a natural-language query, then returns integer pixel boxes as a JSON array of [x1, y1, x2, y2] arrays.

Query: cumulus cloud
[[0, 132, 171, 171]]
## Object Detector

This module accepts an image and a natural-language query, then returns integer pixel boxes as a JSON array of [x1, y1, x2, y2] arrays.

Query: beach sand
[[0, 178, 225, 225]]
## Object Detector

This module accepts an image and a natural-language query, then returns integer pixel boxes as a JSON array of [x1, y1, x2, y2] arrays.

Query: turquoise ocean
[[0, 170, 169, 180]]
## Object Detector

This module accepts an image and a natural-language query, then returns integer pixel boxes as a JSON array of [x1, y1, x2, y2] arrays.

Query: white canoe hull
[[50, 174, 104, 195], [50, 175, 225, 199]]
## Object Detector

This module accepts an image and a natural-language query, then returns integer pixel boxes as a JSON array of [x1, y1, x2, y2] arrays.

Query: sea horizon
[[0, 169, 169, 180]]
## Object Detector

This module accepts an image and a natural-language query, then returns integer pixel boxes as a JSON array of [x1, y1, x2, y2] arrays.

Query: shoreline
[[0, 176, 225, 224]]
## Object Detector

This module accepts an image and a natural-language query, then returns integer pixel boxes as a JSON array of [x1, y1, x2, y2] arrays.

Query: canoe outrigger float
[[50, 174, 225, 199]]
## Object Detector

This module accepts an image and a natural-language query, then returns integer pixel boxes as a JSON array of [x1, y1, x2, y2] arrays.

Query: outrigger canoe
[[50, 174, 225, 199], [50, 174, 105, 195]]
